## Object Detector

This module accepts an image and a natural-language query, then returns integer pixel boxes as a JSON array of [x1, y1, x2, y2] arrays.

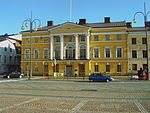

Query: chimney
[[47, 21, 53, 26], [126, 22, 132, 28], [104, 17, 110, 23], [79, 19, 86, 25]]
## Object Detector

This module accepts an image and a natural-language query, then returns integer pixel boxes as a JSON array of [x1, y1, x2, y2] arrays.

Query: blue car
[[89, 73, 114, 82]]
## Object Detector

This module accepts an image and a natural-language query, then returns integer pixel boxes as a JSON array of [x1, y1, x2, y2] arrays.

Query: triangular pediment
[[49, 22, 90, 32]]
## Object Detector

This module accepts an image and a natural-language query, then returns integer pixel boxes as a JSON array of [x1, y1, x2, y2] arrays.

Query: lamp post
[[21, 13, 42, 80], [133, 3, 150, 80]]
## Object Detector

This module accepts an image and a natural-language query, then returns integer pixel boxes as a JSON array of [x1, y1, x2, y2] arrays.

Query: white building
[[0, 34, 21, 74]]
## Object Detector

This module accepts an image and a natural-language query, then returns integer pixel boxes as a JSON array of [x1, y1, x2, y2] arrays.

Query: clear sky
[[0, 0, 150, 35]]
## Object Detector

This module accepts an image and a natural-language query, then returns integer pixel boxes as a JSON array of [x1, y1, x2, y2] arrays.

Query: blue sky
[[0, 0, 150, 34]]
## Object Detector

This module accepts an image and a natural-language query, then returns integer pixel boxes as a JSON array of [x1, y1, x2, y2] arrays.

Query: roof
[[21, 21, 129, 33]]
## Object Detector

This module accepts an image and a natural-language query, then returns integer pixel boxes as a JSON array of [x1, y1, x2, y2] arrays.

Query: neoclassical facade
[[21, 18, 136, 76]]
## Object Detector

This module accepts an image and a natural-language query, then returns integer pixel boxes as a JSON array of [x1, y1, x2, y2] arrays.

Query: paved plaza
[[0, 79, 149, 113]]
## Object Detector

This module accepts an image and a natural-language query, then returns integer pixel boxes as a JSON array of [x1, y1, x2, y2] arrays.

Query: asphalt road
[[0, 79, 149, 113]]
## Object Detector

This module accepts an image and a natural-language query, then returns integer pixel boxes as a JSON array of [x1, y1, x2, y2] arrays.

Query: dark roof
[[84, 22, 127, 28]]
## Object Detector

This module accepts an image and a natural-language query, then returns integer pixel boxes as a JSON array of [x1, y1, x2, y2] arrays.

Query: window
[[142, 38, 147, 44], [10, 48, 12, 52], [34, 49, 39, 59], [4, 55, 6, 63], [131, 38, 136, 44], [80, 45, 86, 59], [94, 47, 99, 58], [143, 64, 147, 70], [54, 64, 59, 72], [44, 65, 48, 72], [105, 48, 111, 58], [35, 38, 39, 43], [9, 56, 12, 63], [132, 64, 137, 71], [117, 64, 122, 72], [94, 35, 99, 41], [142, 50, 147, 58], [55, 46, 60, 59], [80, 35, 85, 42], [116, 35, 122, 40], [94, 65, 99, 72], [68, 36, 73, 42], [4, 47, 7, 51], [116, 47, 122, 58], [25, 39, 30, 44], [44, 48, 49, 59], [24, 49, 30, 59], [44, 38, 49, 43], [66, 45, 75, 60], [105, 35, 110, 41], [55, 36, 60, 42], [34, 65, 39, 72], [106, 65, 110, 72], [132, 50, 137, 58]]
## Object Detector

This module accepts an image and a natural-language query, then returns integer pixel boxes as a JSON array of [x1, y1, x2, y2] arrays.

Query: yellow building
[[21, 17, 131, 77], [128, 27, 150, 74]]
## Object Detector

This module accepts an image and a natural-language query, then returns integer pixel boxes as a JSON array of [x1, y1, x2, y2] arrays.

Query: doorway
[[66, 65, 72, 76]]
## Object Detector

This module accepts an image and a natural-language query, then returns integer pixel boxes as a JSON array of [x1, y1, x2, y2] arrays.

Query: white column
[[86, 34, 90, 59], [50, 36, 54, 60], [60, 35, 64, 60], [75, 35, 78, 59]]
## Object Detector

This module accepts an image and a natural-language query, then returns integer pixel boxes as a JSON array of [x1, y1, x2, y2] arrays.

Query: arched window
[[66, 44, 75, 60], [80, 45, 86, 59]]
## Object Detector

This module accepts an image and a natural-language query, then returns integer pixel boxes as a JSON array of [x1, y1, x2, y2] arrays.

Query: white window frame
[[105, 47, 111, 58], [116, 47, 123, 58], [94, 64, 99, 72], [43, 48, 49, 59], [34, 48, 39, 59], [93, 47, 100, 58], [131, 49, 137, 58], [24, 48, 30, 59]]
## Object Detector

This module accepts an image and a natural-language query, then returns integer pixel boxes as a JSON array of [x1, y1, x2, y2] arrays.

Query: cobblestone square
[[0, 80, 149, 113]]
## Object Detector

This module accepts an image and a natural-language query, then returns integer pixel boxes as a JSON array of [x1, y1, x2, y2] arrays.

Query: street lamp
[[132, 3, 150, 80], [21, 14, 42, 80]]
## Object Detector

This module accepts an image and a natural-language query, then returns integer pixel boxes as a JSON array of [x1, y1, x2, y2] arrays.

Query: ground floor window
[[117, 64, 122, 72], [106, 65, 110, 72], [94, 65, 99, 72], [132, 64, 137, 71], [44, 65, 48, 72]]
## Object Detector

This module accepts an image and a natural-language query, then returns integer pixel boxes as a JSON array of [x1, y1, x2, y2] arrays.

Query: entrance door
[[79, 64, 85, 76], [66, 65, 72, 76]]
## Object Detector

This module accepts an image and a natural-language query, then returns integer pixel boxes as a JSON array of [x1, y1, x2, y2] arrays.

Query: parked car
[[89, 73, 114, 82], [3, 72, 24, 78]]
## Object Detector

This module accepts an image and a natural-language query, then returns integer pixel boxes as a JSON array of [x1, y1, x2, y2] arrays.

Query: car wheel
[[106, 79, 109, 82], [7, 76, 10, 79]]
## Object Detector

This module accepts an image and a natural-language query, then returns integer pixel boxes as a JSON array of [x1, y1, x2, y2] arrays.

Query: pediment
[[49, 22, 90, 32]]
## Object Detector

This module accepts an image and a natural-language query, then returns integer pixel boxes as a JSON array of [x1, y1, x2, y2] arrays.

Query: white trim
[[91, 40, 126, 42], [34, 48, 39, 59], [93, 47, 100, 58], [104, 47, 111, 58], [75, 35, 79, 59], [50, 32, 89, 37], [116, 47, 123, 58], [22, 35, 50, 38], [60, 35, 64, 59], [43, 48, 49, 59], [91, 27, 127, 30], [91, 32, 127, 35], [49, 22, 90, 31]]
